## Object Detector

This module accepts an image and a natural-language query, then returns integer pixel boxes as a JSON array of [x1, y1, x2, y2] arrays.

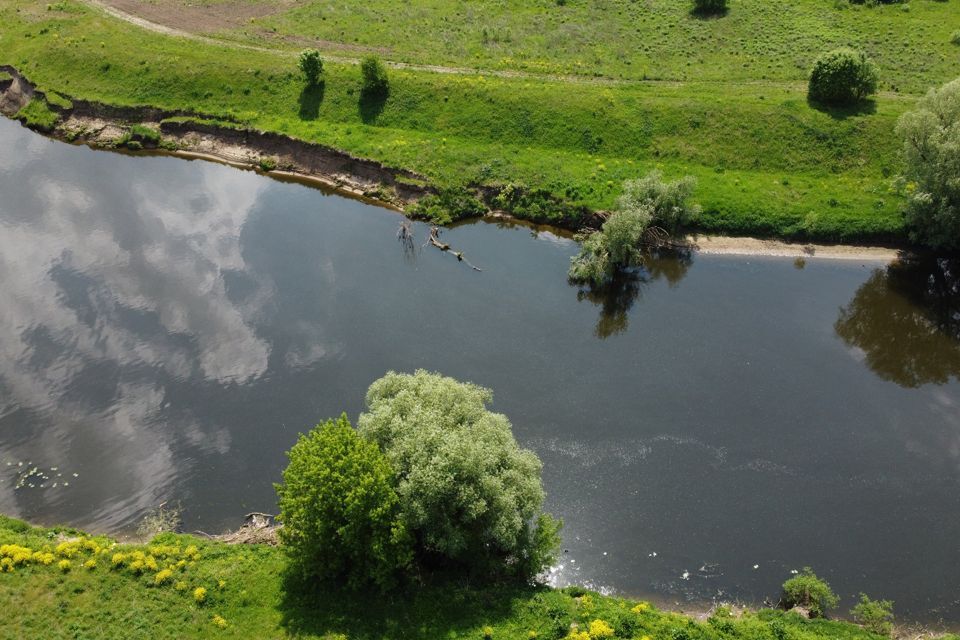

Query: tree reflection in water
[[835, 255, 960, 387], [574, 247, 694, 339]]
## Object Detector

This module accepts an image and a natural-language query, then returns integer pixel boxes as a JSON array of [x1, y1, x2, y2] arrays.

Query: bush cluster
[[277, 371, 561, 589], [850, 594, 895, 636], [568, 171, 699, 287], [781, 568, 838, 617], [409, 186, 486, 225]]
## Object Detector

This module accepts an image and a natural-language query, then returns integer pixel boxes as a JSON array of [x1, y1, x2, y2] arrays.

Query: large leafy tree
[[276, 414, 412, 590], [896, 77, 960, 249], [357, 370, 561, 580]]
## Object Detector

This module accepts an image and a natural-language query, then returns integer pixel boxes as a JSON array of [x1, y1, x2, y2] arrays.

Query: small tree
[[808, 48, 878, 106], [851, 594, 895, 636], [276, 414, 412, 590], [781, 568, 839, 618], [360, 55, 389, 96], [692, 0, 727, 15], [568, 171, 699, 287], [895, 77, 960, 249], [358, 370, 561, 580], [298, 50, 324, 86]]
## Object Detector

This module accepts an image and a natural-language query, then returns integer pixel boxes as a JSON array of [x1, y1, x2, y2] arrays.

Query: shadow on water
[[835, 254, 960, 387], [298, 82, 326, 121], [574, 247, 694, 339], [279, 570, 547, 640]]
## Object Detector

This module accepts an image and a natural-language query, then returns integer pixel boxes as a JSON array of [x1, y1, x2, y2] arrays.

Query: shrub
[[276, 414, 412, 590], [808, 48, 878, 105], [851, 594, 894, 636], [129, 124, 161, 147], [781, 568, 839, 617], [298, 50, 323, 86], [692, 0, 727, 14], [618, 170, 700, 233], [409, 186, 487, 225], [952, 30, 960, 46], [895, 77, 960, 249], [360, 55, 389, 95], [568, 171, 699, 286], [258, 156, 277, 172], [357, 370, 561, 581]]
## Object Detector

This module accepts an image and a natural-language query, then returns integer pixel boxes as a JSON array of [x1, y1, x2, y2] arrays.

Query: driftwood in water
[[426, 227, 482, 271]]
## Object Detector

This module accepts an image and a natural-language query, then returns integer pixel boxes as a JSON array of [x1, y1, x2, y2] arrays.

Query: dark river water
[[1, 118, 959, 623]]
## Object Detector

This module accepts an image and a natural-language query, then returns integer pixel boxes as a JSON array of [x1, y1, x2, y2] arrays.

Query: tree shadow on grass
[[278, 568, 545, 639], [574, 246, 694, 340], [806, 96, 877, 120], [359, 88, 389, 124], [689, 6, 729, 19], [298, 82, 325, 120]]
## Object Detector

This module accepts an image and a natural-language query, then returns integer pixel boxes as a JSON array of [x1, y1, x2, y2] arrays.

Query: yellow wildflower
[[631, 602, 650, 614], [154, 569, 174, 585], [58, 560, 71, 572], [111, 553, 126, 568], [588, 619, 614, 639], [174, 581, 188, 592], [211, 614, 228, 629], [83, 559, 97, 570], [194, 587, 207, 604]]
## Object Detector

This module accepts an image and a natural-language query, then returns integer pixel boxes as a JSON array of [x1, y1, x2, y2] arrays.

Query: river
[[1, 118, 958, 622]]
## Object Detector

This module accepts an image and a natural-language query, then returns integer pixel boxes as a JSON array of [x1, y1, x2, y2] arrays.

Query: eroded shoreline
[[0, 65, 902, 263]]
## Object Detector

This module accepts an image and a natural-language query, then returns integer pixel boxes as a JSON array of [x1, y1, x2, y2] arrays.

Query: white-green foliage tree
[[896, 77, 960, 249], [357, 370, 561, 580], [569, 171, 699, 287]]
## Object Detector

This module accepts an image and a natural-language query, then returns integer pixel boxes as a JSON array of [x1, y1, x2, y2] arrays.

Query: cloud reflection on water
[[0, 132, 273, 529]]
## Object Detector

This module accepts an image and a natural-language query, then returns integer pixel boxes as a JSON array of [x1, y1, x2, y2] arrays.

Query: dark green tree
[[808, 48, 878, 105], [298, 50, 324, 86], [276, 414, 412, 590]]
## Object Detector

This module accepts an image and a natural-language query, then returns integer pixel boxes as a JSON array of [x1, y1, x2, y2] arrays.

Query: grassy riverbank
[[2, 0, 959, 240], [1, 515, 953, 640]]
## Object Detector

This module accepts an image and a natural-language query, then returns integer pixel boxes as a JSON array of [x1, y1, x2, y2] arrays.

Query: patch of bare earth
[[101, 0, 292, 33]]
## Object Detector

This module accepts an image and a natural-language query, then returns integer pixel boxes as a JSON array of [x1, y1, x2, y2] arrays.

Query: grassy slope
[[235, 0, 959, 93], [1, 1, 958, 240], [2, 515, 953, 640]]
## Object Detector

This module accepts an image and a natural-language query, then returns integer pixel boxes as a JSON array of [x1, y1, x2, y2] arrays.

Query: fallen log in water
[[426, 226, 482, 271]]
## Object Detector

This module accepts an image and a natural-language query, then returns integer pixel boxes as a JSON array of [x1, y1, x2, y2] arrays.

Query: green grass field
[[3, 515, 952, 640], [1, 0, 959, 240]]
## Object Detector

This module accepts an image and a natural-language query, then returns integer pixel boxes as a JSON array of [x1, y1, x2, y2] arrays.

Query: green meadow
[[1, 0, 959, 239], [3, 515, 952, 640]]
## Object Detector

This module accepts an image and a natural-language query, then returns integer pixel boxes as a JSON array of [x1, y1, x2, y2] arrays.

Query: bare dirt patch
[[101, 0, 292, 33]]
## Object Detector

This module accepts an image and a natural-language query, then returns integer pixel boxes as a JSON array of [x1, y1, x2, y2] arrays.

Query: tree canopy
[[357, 370, 560, 580]]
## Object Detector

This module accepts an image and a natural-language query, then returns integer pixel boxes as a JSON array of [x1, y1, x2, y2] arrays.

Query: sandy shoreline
[[689, 234, 900, 261]]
